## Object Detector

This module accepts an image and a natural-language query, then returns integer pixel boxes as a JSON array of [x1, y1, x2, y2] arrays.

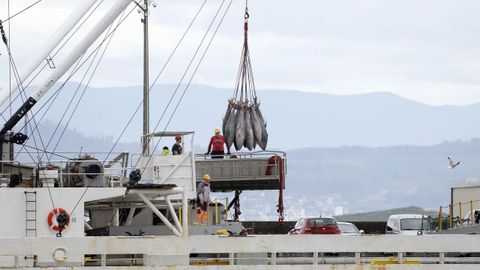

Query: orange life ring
[[47, 208, 70, 231]]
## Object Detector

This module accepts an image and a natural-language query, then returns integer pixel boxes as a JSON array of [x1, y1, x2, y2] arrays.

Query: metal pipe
[[142, 0, 150, 156], [0, 0, 98, 107], [165, 195, 182, 234], [137, 192, 181, 236], [112, 208, 119, 226], [126, 207, 135, 225], [182, 188, 188, 236]]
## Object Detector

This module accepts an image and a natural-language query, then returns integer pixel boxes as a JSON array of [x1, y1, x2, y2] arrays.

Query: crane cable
[[1, 0, 43, 23], [101, 0, 208, 165], [5, 0, 106, 163], [136, 0, 234, 173], [0, 1, 105, 121], [103, 0, 232, 226], [13, 3, 134, 164]]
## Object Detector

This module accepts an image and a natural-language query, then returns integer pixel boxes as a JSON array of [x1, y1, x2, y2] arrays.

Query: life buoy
[[47, 208, 70, 231]]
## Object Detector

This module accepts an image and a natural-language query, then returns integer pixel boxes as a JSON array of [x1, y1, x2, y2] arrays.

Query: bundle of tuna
[[222, 11, 268, 152]]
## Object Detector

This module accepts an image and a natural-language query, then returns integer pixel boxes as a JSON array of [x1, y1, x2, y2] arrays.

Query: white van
[[386, 214, 431, 235]]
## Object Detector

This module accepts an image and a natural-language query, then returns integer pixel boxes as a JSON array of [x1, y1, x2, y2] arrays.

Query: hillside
[[334, 206, 438, 222], [16, 82, 480, 150]]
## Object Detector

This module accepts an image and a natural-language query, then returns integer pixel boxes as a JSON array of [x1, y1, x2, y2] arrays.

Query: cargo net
[[223, 8, 268, 152]]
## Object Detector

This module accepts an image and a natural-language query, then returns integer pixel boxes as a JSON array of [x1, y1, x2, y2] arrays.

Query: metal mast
[[141, 0, 151, 156]]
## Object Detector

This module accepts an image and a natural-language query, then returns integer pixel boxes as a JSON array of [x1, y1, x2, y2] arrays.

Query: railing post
[[229, 253, 234, 265], [439, 252, 445, 264], [215, 199, 219, 225], [313, 252, 318, 265], [355, 252, 361, 264], [271, 252, 276, 265], [449, 204, 453, 228], [470, 201, 474, 225], [459, 202, 463, 225]]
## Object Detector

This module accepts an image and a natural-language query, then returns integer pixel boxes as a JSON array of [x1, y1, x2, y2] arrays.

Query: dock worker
[[206, 128, 228, 159], [172, 135, 182, 155], [162, 146, 170, 156], [194, 174, 211, 225]]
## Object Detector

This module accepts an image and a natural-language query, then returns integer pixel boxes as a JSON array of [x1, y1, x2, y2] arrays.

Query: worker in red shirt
[[206, 128, 228, 159]]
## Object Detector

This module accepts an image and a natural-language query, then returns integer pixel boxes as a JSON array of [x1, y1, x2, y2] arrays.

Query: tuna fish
[[222, 103, 232, 137], [250, 105, 263, 147], [225, 107, 237, 150], [244, 107, 254, 150], [234, 104, 246, 151], [260, 122, 268, 150]]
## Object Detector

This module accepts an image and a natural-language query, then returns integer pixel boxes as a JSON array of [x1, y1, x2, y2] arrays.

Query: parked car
[[288, 217, 341, 235], [386, 214, 432, 235], [462, 209, 480, 225], [337, 221, 364, 235]]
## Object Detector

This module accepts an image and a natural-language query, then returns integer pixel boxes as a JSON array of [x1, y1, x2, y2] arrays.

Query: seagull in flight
[[448, 157, 460, 169]]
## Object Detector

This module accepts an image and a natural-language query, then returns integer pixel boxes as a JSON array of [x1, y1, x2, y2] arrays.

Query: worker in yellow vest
[[194, 174, 211, 225]]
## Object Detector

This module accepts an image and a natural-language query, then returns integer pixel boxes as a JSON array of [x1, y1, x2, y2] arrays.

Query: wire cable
[[41, 7, 129, 163], [14, 5, 134, 136], [136, 0, 228, 171], [138, 0, 234, 172], [1, 0, 43, 22], [0, 0, 105, 121], [101, 0, 207, 165]]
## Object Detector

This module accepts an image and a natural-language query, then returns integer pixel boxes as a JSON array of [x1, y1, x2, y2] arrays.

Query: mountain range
[[5, 83, 480, 220], [14, 82, 480, 150]]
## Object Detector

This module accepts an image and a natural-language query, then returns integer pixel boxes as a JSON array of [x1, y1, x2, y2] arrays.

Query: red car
[[288, 217, 341, 235]]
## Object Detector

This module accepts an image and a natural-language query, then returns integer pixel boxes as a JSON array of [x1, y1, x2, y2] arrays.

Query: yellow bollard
[[179, 207, 182, 225], [439, 207, 443, 230]]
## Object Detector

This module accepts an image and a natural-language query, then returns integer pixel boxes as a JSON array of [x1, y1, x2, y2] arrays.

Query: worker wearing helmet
[[206, 128, 228, 159], [194, 174, 211, 225], [172, 135, 182, 155]]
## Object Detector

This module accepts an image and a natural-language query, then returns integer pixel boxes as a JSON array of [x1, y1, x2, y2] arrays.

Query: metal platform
[[195, 152, 286, 192]]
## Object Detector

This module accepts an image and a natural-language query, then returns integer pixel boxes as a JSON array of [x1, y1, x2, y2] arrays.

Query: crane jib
[[0, 97, 36, 138]]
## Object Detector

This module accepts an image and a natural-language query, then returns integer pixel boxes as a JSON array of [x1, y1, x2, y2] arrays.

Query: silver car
[[337, 221, 364, 235]]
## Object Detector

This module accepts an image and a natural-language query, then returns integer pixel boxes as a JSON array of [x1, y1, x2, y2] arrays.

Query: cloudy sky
[[1, 0, 480, 106]]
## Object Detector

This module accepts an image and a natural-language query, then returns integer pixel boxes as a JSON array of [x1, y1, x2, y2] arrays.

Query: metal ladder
[[25, 191, 37, 237]]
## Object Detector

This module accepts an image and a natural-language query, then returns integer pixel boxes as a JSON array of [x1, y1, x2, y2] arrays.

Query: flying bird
[[448, 157, 460, 169]]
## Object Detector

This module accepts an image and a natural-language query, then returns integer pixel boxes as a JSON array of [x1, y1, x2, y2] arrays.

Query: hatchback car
[[288, 217, 341, 235], [337, 221, 364, 235]]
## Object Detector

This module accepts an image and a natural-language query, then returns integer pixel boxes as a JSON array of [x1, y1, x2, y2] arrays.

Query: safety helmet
[[214, 128, 221, 133], [175, 135, 182, 141], [202, 174, 211, 181]]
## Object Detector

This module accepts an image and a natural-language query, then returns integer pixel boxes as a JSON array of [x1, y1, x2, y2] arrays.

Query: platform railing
[[1, 235, 480, 268]]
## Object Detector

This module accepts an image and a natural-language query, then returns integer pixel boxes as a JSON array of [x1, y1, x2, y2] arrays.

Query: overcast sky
[[1, 0, 480, 106]]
